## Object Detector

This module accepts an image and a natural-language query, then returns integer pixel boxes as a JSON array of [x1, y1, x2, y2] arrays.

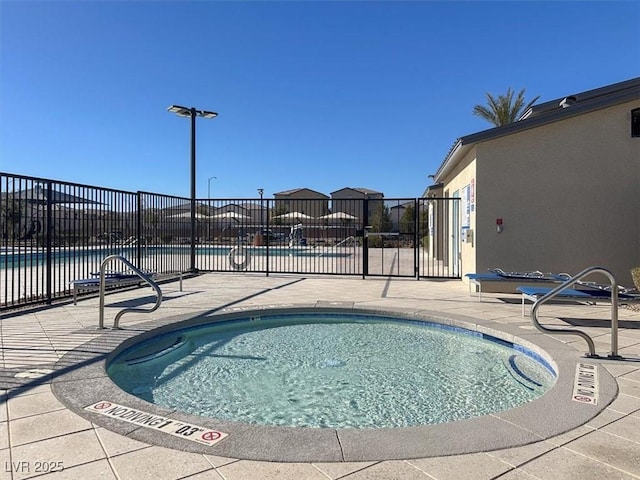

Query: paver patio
[[1, 273, 639, 479]]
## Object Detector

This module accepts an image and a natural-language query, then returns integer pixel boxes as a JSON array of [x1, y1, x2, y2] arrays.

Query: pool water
[[107, 314, 556, 429], [0, 245, 349, 269]]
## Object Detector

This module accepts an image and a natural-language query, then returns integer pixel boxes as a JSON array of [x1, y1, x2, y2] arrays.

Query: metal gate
[[361, 197, 460, 279], [188, 197, 461, 279]]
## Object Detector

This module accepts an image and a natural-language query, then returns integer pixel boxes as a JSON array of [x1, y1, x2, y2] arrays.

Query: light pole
[[257, 188, 264, 228], [208, 176, 217, 199], [168, 105, 218, 272]]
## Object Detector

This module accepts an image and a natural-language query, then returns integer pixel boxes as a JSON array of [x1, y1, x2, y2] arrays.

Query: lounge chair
[[70, 270, 184, 304], [70, 272, 147, 305], [516, 285, 640, 316], [466, 269, 570, 301]]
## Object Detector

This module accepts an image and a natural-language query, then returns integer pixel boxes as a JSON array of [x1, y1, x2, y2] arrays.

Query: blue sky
[[1, 1, 638, 200]]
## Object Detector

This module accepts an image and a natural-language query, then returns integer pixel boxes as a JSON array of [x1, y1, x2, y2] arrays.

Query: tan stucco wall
[[469, 100, 640, 285]]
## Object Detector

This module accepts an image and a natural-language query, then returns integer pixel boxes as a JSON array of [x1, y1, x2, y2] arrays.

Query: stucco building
[[273, 188, 329, 219], [331, 187, 383, 225], [426, 77, 640, 286]]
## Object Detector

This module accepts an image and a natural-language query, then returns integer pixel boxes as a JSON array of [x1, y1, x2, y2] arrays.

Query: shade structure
[[211, 211, 250, 220], [318, 212, 359, 221], [168, 212, 210, 219], [4, 186, 104, 241], [272, 212, 314, 222], [7, 186, 103, 206]]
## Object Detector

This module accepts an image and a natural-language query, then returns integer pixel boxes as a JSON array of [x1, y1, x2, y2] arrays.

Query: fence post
[[265, 199, 270, 277], [45, 182, 53, 304], [362, 196, 368, 279], [414, 198, 419, 279], [136, 193, 143, 268]]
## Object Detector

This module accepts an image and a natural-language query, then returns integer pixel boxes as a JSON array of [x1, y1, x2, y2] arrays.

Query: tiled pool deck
[[1, 274, 639, 479]]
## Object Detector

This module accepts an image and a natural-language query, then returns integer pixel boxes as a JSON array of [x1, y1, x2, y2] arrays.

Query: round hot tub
[[52, 307, 613, 462], [107, 312, 555, 429]]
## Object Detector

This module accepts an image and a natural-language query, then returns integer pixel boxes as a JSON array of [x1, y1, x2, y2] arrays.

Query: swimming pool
[[0, 244, 350, 269], [107, 312, 556, 429]]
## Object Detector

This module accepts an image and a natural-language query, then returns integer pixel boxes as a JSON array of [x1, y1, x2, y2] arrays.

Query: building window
[[633, 108, 640, 137]]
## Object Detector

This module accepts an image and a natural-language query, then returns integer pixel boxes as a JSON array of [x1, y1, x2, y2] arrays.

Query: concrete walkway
[[1, 274, 639, 479]]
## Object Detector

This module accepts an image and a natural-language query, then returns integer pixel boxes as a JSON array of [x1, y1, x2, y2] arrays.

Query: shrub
[[367, 236, 383, 248], [631, 266, 640, 291]]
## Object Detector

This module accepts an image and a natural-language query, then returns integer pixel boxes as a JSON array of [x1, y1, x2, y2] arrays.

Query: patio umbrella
[[168, 212, 211, 219], [318, 212, 358, 221], [211, 211, 250, 220], [272, 212, 314, 222]]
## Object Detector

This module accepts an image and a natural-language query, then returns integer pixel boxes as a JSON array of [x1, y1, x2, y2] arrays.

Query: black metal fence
[[1, 172, 460, 310]]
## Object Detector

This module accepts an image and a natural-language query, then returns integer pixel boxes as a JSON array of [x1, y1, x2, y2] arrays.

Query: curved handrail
[[98, 254, 162, 329], [317, 236, 356, 257], [530, 266, 619, 358]]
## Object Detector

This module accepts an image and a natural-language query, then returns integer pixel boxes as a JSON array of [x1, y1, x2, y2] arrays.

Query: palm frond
[[472, 87, 539, 126]]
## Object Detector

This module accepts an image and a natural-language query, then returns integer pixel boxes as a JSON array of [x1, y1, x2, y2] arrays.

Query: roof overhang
[[433, 77, 640, 183], [421, 182, 444, 198]]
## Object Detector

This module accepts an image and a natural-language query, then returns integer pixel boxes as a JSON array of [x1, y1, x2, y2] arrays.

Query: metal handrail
[[530, 266, 619, 359], [98, 254, 162, 329], [317, 236, 356, 257]]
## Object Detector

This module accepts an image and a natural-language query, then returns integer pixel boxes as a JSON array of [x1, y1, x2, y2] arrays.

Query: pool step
[[125, 336, 192, 365], [504, 354, 544, 391]]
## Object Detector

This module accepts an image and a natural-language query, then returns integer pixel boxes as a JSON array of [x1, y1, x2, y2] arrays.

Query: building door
[[451, 190, 460, 277]]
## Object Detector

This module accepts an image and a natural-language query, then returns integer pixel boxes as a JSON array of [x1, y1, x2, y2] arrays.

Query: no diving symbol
[[202, 431, 221, 442], [94, 402, 112, 410], [573, 395, 595, 404], [197, 429, 226, 446]]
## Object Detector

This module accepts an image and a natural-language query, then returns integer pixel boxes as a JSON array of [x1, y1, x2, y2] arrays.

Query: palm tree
[[473, 88, 539, 126]]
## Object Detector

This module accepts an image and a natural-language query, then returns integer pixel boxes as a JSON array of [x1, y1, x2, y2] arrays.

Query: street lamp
[[257, 188, 264, 227], [208, 176, 217, 199], [168, 104, 218, 272]]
